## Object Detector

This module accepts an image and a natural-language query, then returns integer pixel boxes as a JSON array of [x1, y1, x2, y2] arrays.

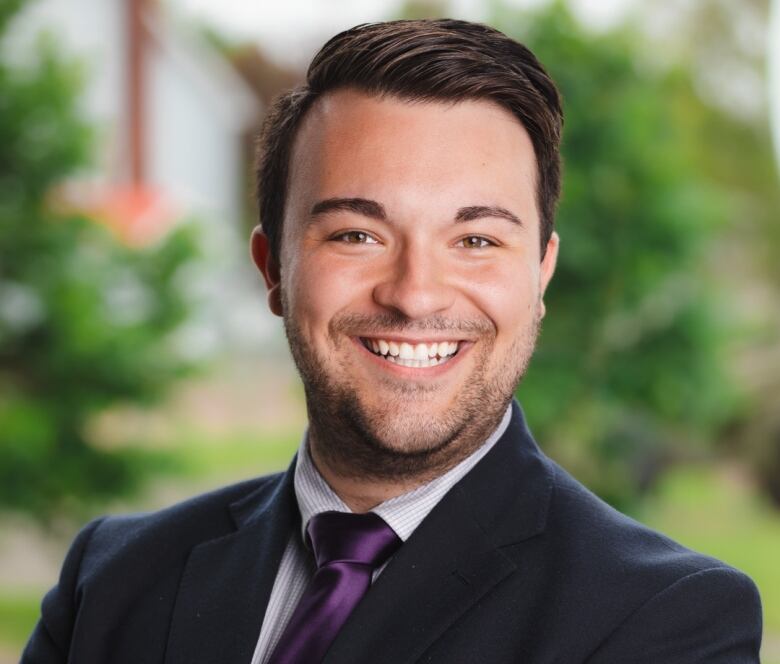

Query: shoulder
[[544, 461, 762, 662], [584, 552, 762, 662], [77, 473, 284, 579], [22, 474, 287, 662], [546, 460, 743, 580]]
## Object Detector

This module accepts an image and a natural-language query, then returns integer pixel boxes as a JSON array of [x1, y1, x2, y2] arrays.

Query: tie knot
[[307, 511, 401, 569]]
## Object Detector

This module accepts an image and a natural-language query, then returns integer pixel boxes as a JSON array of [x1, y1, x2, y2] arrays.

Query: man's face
[[253, 90, 558, 479]]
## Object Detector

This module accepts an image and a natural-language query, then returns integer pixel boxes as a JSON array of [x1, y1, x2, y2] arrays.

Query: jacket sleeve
[[20, 518, 106, 664], [586, 566, 763, 664]]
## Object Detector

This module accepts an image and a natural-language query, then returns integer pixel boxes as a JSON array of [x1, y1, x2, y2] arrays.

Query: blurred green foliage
[[0, 1, 201, 519], [651, 0, 780, 509], [0, 592, 39, 648]]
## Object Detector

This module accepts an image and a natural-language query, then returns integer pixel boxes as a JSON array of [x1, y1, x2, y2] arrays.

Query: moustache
[[329, 312, 495, 337]]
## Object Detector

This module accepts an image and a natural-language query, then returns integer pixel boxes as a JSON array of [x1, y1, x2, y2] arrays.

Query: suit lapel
[[165, 462, 299, 664], [322, 488, 517, 664], [323, 402, 554, 664]]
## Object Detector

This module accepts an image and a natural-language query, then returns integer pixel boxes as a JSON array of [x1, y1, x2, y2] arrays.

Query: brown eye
[[334, 231, 377, 244], [460, 236, 492, 249]]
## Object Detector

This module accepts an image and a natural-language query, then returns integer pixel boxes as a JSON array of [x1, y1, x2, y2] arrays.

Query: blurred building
[[771, 0, 780, 168], [6, 0, 282, 356]]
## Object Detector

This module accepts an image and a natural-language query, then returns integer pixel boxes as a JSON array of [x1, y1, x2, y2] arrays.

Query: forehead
[[286, 89, 539, 226]]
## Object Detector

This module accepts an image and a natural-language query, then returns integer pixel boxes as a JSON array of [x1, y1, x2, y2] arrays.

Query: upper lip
[[357, 334, 472, 344]]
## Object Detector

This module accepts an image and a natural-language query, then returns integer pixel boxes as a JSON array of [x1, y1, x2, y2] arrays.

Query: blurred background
[[1, 0, 778, 660]]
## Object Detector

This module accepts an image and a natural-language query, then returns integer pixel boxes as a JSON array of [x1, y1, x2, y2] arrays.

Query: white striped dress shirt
[[250, 403, 512, 664]]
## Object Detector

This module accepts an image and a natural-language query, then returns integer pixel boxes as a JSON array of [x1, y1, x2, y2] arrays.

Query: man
[[24, 19, 761, 664]]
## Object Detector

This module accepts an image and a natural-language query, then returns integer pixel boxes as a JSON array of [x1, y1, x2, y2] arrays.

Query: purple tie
[[267, 511, 401, 664]]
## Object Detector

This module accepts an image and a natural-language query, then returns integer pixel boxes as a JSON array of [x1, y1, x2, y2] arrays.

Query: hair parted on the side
[[255, 18, 563, 263]]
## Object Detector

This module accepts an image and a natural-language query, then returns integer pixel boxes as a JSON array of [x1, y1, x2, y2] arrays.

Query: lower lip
[[351, 337, 473, 378]]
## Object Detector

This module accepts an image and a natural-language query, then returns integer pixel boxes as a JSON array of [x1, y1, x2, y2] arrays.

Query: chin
[[363, 414, 460, 456], [305, 376, 508, 481]]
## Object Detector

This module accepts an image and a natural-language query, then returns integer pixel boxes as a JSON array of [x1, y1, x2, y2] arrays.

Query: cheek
[[284, 250, 367, 339], [456, 258, 540, 329]]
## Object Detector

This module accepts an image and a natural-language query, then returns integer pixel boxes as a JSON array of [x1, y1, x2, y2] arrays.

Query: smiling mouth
[[359, 337, 462, 368]]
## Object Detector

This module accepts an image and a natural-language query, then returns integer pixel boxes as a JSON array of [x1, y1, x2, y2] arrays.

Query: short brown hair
[[255, 18, 563, 262]]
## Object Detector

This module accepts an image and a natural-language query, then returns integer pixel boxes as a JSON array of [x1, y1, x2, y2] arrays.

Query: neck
[[307, 440, 424, 512]]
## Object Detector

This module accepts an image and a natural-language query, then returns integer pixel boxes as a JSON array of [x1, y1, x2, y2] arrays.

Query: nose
[[372, 240, 456, 320]]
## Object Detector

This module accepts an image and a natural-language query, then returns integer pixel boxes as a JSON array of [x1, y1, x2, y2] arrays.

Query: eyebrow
[[310, 198, 387, 220], [455, 205, 524, 227], [309, 198, 523, 227]]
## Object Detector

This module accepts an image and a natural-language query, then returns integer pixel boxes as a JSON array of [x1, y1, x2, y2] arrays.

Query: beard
[[282, 295, 541, 483]]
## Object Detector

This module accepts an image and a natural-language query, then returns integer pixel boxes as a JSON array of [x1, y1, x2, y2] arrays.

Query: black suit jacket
[[23, 402, 762, 663]]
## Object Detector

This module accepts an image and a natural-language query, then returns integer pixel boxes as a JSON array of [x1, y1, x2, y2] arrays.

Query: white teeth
[[361, 337, 461, 364], [391, 356, 447, 368], [384, 355, 450, 369]]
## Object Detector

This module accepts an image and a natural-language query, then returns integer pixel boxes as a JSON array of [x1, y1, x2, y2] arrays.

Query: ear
[[250, 226, 283, 317], [538, 231, 559, 319]]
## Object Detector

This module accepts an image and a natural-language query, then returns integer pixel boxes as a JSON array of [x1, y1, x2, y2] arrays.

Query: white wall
[[146, 19, 250, 228]]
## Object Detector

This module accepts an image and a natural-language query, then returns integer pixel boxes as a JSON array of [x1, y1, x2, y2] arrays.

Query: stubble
[[282, 297, 541, 483]]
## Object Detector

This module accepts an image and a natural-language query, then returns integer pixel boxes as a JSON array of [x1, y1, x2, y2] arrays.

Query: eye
[[458, 235, 495, 249], [331, 230, 378, 244]]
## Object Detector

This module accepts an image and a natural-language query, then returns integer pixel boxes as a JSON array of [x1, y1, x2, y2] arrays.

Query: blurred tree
[[480, 1, 741, 511], [646, 0, 780, 508], [580, 0, 780, 506], [397, 0, 449, 20], [0, 1, 201, 520]]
